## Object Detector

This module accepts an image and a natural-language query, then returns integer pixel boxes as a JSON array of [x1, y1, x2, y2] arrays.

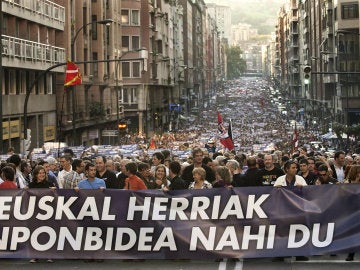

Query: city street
[[0, 255, 358, 270]]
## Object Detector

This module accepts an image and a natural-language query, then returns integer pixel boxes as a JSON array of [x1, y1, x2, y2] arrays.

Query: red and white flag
[[64, 61, 82, 86], [217, 112, 235, 151]]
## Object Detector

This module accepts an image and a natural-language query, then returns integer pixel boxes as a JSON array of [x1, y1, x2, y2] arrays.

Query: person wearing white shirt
[[274, 160, 307, 187], [57, 155, 73, 188]]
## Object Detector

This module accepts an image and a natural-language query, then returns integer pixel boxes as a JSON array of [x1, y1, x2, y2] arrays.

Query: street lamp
[[115, 48, 148, 144], [70, 19, 113, 146]]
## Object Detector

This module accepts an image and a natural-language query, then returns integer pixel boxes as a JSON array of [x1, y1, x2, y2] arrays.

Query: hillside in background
[[206, 0, 285, 34]]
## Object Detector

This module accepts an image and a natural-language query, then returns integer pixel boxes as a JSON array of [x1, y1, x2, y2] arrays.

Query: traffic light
[[303, 66, 311, 84], [118, 121, 127, 133]]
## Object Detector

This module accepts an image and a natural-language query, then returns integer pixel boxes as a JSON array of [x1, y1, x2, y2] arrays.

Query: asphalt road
[[0, 255, 358, 270]]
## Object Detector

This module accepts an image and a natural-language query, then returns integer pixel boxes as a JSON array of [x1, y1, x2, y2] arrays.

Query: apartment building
[[55, 0, 118, 146], [333, 0, 360, 125], [1, 0, 66, 153], [1, 0, 226, 150], [206, 3, 231, 43], [273, 0, 360, 131]]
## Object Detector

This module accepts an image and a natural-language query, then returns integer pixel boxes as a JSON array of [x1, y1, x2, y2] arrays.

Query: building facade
[[273, 0, 360, 132], [1, 0, 66, 153], [1, 0, 226, 151]]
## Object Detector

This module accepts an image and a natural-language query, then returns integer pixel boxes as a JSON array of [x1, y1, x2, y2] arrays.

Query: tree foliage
[[89, 101, 105, 118], [226, 46, 246, 80], [332, 122, 360, 150]]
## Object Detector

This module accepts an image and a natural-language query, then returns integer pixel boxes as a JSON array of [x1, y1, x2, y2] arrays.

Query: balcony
[[2, 35, 65, 71], [3, 0, 65, 30]]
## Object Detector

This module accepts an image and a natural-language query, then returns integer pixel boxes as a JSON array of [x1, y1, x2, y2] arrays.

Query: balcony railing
[[4, 0, 65, 24], [2, 35, 65, 64]]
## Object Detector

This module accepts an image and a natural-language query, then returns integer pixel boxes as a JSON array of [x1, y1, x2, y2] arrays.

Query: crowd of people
[[0, 77, 359, 262], [1, 146, 360, 261]]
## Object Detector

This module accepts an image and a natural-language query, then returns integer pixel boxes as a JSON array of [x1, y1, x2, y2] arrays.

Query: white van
[[309, 141, 325, 151]]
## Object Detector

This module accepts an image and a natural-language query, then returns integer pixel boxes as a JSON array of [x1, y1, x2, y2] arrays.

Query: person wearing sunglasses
[[315, 164, 338, 185]]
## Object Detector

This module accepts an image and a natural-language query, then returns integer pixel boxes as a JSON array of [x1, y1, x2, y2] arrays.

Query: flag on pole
[[228, 119, 233, 141], [292, 122, 299, 149], [217, 112, 235, 151], [64, 61, 82, 86]]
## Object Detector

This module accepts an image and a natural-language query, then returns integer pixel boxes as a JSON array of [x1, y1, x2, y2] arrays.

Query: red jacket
[[124, 175, 147, 190]]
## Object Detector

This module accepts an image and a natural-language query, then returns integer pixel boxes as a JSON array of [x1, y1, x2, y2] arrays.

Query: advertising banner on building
[[0, 184, 359, 259]]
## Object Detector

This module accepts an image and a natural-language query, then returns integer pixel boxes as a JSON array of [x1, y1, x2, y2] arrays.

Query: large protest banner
[[0, 184, 359, 259]]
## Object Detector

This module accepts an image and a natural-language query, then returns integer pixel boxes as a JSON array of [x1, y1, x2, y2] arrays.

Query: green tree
[[226, 46, 246, 80], [89, 101, 105, 119]]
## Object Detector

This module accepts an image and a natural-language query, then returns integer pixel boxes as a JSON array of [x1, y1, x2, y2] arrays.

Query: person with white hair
[[226, 159, 242, 185], [215, 155, 227, 166]]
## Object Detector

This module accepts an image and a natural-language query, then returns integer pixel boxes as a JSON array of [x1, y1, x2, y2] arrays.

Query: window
[[19, 71, 27, 94], [93, 52, 98, 76], [122, 62, 130, 77], [131, 10, 140, 25], [339, 62, 346, 72], [123, 88, 128, 103], [130, 88, 137, 103], [157, 40, 163, 54], [132, 36, 140, 50], [46, 73, 53, 94], [84, 48, 88, 74], [341, 3, 359, 19], [2, 15, 7, 35], [121, 10, 129, 25], [122, 36, 129, 51], [133, 62, 141, 77], [92, 15, 98, 40], [9, 70, 16, 94]]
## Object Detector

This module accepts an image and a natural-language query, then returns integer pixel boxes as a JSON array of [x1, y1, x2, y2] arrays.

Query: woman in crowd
[[28, 165, 55, 189], [188, 167, 212, 189], [213, 166, 232, 188], [154, 164, 170, 189], [344, 165, 360, 183], [28, 165, 55, 263]]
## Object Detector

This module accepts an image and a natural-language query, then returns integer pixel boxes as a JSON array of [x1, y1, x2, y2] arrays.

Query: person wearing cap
[[205, 139, 216, 154]]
